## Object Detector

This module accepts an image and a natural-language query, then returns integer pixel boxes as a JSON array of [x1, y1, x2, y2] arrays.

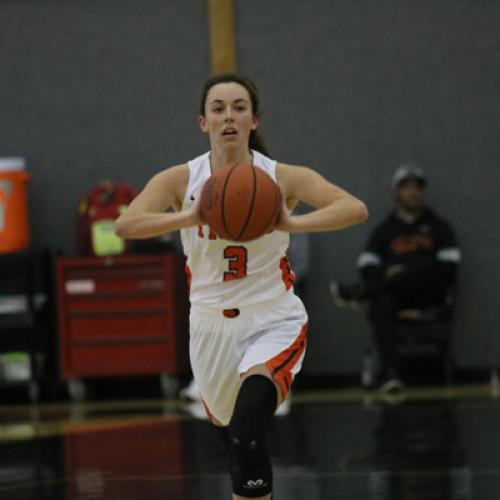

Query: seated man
[[330, 163, 461, 391]]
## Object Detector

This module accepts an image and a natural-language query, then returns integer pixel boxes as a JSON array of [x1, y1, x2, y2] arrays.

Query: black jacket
[[358, 208, 460, 288]]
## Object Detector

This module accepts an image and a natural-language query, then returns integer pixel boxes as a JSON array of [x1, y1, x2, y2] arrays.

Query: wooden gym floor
[[1, 384, 499, 499]]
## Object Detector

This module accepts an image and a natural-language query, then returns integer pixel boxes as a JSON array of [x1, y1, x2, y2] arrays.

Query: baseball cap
[[391, 163, 426, 189]]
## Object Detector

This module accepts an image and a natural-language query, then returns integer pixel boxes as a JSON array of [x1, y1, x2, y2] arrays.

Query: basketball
[[200, 163, 282, 242]]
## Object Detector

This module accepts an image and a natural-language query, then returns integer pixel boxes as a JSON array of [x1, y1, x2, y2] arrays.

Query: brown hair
[[199, 73, 270, 157]]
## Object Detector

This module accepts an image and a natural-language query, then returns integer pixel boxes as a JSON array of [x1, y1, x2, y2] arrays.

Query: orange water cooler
[[0, 158, 31, 253]]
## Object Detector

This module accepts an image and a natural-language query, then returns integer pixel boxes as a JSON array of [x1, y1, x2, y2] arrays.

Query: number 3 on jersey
[[223, 246, 248, 281]]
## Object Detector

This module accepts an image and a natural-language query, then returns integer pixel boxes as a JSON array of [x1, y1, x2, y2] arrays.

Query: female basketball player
[[115, 73, 368, 500]]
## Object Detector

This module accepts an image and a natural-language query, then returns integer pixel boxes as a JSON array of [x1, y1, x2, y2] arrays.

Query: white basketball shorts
[[189, 292, 308, 425]]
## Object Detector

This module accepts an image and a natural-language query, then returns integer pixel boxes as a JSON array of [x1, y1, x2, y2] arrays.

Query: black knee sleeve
[[228, 375, 277, 497]]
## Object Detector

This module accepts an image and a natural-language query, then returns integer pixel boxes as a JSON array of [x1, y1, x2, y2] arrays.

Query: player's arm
[[115, 164, 202, 239], [275, 163, 368, 233]]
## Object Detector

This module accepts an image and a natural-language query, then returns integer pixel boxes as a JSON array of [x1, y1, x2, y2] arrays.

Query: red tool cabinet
[[56, 253, 189, 400]]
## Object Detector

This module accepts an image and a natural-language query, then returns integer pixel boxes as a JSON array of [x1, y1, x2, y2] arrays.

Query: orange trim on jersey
[[185, 264, 192, 295], [265, 322, 308, 399], [279, 254, 295, 290]]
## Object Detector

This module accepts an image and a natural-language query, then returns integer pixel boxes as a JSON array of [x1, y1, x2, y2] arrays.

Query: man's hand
[[386, 264, 406, 278]]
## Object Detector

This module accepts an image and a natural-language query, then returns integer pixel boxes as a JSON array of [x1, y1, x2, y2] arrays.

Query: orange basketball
[[200, 163, 282, 242]]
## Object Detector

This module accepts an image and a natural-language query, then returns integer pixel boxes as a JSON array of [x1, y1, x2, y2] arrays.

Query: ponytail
[[249, 130, 270, 157]]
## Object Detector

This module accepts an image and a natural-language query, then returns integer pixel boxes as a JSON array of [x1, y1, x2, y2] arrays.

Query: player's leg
[[229, 366, 278, 500], [229, 298, 307, 498], [206, 361, 282, 499]]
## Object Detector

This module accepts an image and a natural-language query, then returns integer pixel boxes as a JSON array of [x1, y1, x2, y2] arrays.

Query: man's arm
[[435, 217, 461, 286]]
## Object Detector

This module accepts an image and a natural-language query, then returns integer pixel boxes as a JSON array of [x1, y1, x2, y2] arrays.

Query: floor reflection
[[64, 420, 187, 499], [2, 388, 500, 499], [370, 401, 472, 499], [0, 436, 64, 500]]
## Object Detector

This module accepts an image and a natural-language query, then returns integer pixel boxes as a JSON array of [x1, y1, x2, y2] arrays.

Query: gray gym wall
[[1, 0, 498, 374]]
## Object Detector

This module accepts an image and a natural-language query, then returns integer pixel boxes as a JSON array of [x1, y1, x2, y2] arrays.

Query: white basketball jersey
[[180, 150, 293, 310]]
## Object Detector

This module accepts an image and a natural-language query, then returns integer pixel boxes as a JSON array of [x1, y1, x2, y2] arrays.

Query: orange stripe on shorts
[[202, 399, 213, 420], [265, 323, 308, 399]]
